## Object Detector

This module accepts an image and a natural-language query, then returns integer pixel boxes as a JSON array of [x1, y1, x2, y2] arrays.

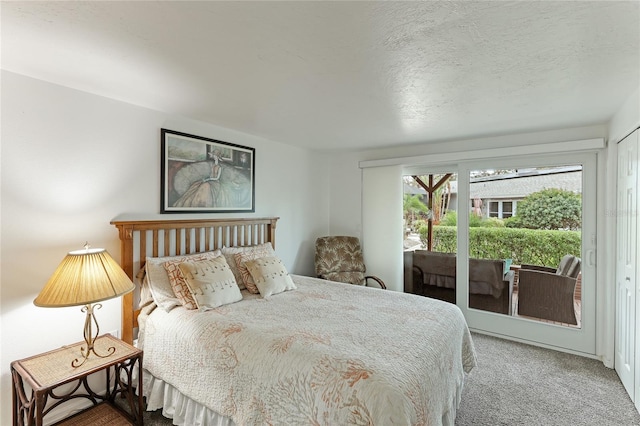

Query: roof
[[470, 169, 582, 199], [405, 166, 582, 199]]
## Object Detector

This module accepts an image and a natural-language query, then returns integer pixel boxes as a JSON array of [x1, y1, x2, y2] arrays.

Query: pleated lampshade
[[35, 247, 134, 307]]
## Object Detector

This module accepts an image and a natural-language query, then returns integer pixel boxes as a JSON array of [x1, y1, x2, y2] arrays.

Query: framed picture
[[161, 129, 255, 213]]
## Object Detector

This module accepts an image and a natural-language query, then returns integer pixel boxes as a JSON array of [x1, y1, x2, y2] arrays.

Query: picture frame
[[161, 129, 255, 213]]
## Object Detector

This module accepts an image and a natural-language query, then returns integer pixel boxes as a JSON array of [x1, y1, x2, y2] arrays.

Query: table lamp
[[34, 244, 134, 367]]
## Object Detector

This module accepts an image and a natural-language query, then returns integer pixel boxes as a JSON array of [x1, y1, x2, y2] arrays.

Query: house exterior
[[469, 166, 583, 219], [405, 166, 582, 220]]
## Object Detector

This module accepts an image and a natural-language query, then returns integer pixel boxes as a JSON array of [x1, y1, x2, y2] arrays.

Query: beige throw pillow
[[163, 250, 223, 310], [234, 245, 277, 294], [178, 257, 242, 311], [244, 256, 297, 298], [145, 250, 221, 311], [222, 243, 275, 291]]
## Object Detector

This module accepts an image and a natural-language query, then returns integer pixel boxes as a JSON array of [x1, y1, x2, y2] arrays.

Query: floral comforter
[[138, 275, 477, 425]]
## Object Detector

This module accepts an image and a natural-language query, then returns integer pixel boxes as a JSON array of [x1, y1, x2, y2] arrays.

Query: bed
[[111, 217, 477, 426]]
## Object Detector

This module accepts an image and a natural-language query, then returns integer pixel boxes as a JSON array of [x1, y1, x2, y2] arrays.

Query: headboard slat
[[112, 217, 280, 344], [152, 230, 159, 257]]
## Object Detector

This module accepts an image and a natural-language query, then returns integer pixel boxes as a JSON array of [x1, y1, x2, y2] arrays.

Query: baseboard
[[470, 328, 603, 363]]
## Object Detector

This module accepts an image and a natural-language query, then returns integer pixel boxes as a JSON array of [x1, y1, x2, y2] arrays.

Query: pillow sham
[[234, 244, 277, 294], [178, 257, 242, 310], [136, 268, 155, 309], [145, 250, 221, 312], [244, 256, 297, 298], [221, 243, 275, 290]]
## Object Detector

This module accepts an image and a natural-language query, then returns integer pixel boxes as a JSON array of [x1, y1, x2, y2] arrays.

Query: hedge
[[420, 225, 581, 267]]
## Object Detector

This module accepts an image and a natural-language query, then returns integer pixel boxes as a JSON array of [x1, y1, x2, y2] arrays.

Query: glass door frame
[[405, 151, 597, 355], [455, 152, 597, 355]]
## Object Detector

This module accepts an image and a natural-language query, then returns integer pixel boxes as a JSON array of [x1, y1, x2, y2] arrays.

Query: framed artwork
[[161, 129, 255, 213]]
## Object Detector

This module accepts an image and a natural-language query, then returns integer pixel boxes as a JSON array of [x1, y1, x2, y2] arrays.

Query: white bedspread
[[138, 275, 476, 425]]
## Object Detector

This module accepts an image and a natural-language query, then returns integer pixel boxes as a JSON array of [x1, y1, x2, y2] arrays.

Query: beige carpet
[[140, 332, 640, 425], [456, 333, 640, 425]]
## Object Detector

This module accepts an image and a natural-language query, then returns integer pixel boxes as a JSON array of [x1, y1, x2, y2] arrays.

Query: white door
[[615, 130, 638, 402]]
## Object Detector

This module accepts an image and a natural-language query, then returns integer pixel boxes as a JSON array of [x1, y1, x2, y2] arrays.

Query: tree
[[408, 174, 453, 224], [508, 188, 581, 230], [403, 194, 428, 230]]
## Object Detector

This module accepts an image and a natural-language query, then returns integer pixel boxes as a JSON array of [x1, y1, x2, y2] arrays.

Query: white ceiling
[[2, 1, 639, 152]]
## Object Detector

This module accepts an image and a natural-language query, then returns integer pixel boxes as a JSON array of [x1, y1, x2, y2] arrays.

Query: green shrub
[[468, 213, 484, 227], [419, 225, 581, 267], [440, 211, 457, 227], [483, 217, 506, 228], [515, 188, 582, 230], [504, 216, 524, 228], [438, 211, 504, 228]]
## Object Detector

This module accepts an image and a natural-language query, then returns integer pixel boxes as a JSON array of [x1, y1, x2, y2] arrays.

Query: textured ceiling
[[2, 1, 639, 151]]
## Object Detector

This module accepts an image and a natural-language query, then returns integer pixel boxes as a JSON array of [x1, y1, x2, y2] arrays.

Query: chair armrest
[[365, 275, 387, 289]]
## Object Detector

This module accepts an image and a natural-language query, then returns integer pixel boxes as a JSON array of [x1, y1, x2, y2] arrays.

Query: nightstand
[[11, 334, 143, 426]]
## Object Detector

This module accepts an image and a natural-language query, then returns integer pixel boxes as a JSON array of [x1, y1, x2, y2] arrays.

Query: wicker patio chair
[[315, 236, 386, 289], [517, 255, 581, 325]]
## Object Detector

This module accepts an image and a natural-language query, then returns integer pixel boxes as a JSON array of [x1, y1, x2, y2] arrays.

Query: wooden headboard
[[111, 217, 279, 344]]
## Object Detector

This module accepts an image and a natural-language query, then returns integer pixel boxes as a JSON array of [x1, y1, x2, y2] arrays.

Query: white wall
[[362, 166, 404, 291], [609, 87, 640, 145], [0, 71, 330, 425]]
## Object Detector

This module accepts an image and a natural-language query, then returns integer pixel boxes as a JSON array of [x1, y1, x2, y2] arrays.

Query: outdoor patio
[[404, 235, 583, 329]]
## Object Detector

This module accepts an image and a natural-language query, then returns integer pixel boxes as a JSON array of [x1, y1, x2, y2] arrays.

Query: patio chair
[[315, 236, 386, 289], [517, 255, 581, 325]]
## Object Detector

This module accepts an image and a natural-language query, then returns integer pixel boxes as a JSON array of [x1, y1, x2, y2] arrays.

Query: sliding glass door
[[404, 152, 596, 355]]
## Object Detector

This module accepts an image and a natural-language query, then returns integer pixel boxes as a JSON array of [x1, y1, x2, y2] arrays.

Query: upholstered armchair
[[314, 236, 386, 289], [517, 254, 581, 325]]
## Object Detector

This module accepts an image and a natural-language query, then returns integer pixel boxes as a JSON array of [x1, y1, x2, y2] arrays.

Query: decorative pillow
[[244, 256, 297, 298], [178, 257, 242, 311], [145, 250, 221, 312], [164, 250, 223, 310], [221, 243, 275, 290], [234, 245, 277, 294]]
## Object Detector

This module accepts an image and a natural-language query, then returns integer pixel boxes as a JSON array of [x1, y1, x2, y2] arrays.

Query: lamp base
[[72, 303, 115, 368]]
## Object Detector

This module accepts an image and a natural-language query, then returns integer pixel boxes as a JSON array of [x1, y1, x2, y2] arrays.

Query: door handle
[[586, 249, 596, 267]]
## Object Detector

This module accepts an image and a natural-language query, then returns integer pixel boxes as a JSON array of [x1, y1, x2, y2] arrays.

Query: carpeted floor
[[456, 333, 640, 426], [140, 332, 640, 425]]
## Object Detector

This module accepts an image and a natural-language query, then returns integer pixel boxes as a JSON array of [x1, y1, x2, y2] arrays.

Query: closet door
[[616, 129, 638, 400]]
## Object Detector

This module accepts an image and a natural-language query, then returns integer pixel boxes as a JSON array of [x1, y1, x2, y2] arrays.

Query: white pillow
[[244, 256, 297, 298], [178, 257, 242, 311], [221, 243, 275, 290], [145, 250, 221, 311]]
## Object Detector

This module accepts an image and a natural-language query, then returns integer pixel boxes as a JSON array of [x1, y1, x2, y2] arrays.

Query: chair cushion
[[556, 255, 581, 278], [315, 236, 366, 276]]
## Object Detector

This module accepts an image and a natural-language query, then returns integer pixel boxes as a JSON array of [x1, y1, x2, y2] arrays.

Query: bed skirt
[[143, 369, 235, 426]]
